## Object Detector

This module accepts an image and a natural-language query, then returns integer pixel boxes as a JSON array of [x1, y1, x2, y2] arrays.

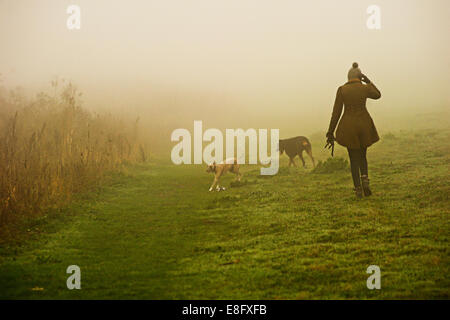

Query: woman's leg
[[359, 147, 368, 176], [347, 148, 362, 188], [359, 147, 372, 196]]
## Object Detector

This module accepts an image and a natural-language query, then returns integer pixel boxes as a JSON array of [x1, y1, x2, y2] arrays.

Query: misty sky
[[1, 0, 449, 135]]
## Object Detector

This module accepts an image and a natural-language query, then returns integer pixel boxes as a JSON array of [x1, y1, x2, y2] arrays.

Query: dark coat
[[327, 79, 381, 149]]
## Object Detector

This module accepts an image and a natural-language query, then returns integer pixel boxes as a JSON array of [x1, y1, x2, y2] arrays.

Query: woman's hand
[[361, 73, 371, 84], [325, 132, 335, 157]]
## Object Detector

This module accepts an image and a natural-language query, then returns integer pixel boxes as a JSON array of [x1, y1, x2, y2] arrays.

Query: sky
[[0, 0, 449, 136]]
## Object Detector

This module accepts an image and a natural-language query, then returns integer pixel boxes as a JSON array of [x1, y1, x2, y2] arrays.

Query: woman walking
[[326, 63, 381, 198]]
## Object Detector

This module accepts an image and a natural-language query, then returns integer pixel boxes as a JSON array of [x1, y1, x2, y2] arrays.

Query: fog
[[1, 0, 449, 147]]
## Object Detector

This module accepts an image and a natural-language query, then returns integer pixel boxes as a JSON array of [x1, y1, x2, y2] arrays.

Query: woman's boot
[[354, 186, 363, 199], [361, 175, 372, 196]]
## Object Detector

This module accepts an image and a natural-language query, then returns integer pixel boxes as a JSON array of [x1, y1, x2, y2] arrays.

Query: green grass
[[0, 128, 449, 299]]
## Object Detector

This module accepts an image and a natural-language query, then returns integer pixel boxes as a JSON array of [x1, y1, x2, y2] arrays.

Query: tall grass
[[0, 81, 145, 227]]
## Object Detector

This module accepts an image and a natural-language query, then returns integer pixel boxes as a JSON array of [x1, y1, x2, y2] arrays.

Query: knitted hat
[[348, 62, 362, 80]]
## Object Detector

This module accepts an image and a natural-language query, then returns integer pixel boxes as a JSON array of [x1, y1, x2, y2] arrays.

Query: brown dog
[[279, 136, 315, 168], [206, 158, 242, 191]]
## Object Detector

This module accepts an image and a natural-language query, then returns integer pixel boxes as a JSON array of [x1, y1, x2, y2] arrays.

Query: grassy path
[[0, 129, 449, 299]]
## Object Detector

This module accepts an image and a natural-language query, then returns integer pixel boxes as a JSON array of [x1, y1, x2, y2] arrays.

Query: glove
[[325, 132, 335, 156], [361, 73, 371, 84], [326, 132, 335, 144]]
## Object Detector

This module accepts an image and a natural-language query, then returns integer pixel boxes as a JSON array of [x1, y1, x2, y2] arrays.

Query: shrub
[[312, 157, 349, 174]]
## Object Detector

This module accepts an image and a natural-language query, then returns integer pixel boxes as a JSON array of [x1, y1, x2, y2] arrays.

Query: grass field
[[0, 128, 449, 299]]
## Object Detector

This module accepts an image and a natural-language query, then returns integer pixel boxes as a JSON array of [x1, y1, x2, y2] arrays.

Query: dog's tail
[[302, 138, 315, 167]]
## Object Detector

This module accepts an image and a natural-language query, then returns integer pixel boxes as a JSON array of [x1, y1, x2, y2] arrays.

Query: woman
[[326, 63, 381, 198]]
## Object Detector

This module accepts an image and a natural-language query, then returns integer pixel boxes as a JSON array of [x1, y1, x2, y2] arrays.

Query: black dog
[[279, 136, 315, 168]]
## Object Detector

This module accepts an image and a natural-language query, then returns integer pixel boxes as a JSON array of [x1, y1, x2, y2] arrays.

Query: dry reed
[[0, 81, 145, 228]]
